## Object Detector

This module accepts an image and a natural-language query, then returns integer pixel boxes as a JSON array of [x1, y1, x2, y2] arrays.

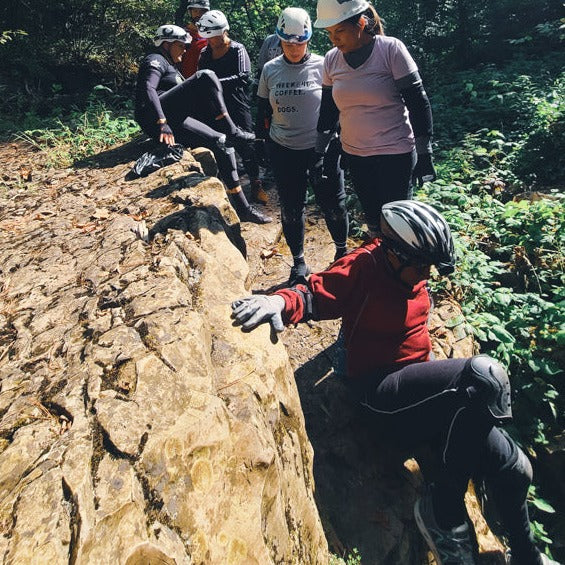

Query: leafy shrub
[[16, 86, 139, 167]]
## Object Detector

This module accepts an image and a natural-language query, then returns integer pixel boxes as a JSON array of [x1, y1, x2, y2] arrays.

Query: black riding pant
[[135, 70, 239, 189], [345, 150, 416, 234], [351, 357, 536, 558], [267, 136, 348, 258]]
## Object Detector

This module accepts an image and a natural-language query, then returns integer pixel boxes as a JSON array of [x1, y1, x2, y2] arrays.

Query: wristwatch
[[156, 118, 167, 125]]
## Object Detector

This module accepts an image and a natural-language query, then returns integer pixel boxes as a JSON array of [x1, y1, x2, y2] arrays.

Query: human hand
[[231, 295, 285, 332], [159, 123, 175, 146], [413, 153, 437, 187]]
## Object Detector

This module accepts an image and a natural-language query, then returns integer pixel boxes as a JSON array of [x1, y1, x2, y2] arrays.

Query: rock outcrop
[[0, 142, 327, 564]]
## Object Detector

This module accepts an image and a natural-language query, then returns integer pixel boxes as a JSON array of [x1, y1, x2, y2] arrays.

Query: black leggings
[[345, 150, 416, 233], [267, 136, 348, 258], [354, 357, 538, 560], [135, 70, 240, 189]]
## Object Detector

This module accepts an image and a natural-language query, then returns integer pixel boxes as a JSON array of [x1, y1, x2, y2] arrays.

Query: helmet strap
[[383, 246, 414, 287]]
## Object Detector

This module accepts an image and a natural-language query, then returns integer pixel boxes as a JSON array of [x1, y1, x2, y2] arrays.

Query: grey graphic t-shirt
[[258, 53, 323, 150]]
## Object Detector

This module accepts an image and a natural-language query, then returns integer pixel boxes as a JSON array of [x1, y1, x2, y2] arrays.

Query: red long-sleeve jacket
[[180, 28, 208, 78], [275, 239, 432, 379]]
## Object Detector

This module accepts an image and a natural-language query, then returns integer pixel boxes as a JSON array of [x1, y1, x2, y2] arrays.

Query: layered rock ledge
[[0, 145, 327, 564]]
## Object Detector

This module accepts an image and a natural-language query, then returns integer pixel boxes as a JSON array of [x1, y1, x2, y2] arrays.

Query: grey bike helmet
[[197, 10, 229, 37], [380, 200, 456, 275]]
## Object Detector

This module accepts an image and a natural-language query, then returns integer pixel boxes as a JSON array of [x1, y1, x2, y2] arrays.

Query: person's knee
[[194, 69, 220, 90], [488, 433, 532, 497], [213, 136, 237, 164], [463, 355, 512, 422], [281, 206, 304, 225], [321, 206, 347, 223]]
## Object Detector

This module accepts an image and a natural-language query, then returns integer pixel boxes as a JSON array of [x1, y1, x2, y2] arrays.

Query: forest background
[[1, 0, 563, 560]]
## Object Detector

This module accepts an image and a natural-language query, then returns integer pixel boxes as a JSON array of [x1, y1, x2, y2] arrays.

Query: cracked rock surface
[[0, 140, 327, 564]]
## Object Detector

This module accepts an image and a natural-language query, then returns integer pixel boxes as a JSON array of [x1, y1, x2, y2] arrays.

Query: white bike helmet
[[380, 200, 456, 275], [276, 7, 312, 44], [187, 0, 210, 9], [314, 0, 370, 28], [153, 25, 191, 47], [197, 10, 229, 38]]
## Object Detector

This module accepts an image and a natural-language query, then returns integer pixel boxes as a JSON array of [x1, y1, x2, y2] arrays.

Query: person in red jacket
[[175, 0, 210, 78], [231, 200, 558, 565]]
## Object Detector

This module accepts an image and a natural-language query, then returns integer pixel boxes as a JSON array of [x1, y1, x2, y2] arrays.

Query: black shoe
[[288, 263, 311, 287], [414, 488, 476, 565], [333, 247, 349, 262], [226, 128, 255, 147], [240, 205, 272, 224]]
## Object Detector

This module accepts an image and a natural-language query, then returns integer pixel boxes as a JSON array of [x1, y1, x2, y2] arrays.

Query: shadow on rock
[[74, 135, 152, 169], [145, 173, 208, 200], [293, 343, 428, 564], [149, 205, 246, 259]]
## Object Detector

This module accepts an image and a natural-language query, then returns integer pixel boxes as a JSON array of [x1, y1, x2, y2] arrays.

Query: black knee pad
[[465, 355, 512, 422]]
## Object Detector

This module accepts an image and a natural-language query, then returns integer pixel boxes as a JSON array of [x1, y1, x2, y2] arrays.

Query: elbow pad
[[400, 82, 433, 139], [317, 87, 339, 133]]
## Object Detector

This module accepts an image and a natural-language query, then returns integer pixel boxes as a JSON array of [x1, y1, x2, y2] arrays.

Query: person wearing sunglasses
[[134, 24, 271, 224], [231, 199, 557, 565]]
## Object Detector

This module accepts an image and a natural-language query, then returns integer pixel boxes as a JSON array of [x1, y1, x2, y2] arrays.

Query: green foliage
[[0, 29, 26, 44], [329, 548, 362, 565], [424, 177, 564, 444], [16, 86, 139, 168]]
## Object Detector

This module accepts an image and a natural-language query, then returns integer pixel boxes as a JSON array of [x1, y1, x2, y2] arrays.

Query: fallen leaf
[[19, 168, 32, 182], [260, 248, 278, 260]]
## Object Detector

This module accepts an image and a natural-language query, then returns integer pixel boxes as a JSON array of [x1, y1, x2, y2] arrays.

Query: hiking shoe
[[333, 247, 349, 262], [240, 205, 272, 224], [251, 179, 269, 205], [414, 489, 476, 565], [288, 263, 311, 287], [226, 128, 255, 148]]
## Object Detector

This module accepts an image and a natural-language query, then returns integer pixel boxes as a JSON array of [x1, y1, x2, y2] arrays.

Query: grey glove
[[231, 295, 285, 332]]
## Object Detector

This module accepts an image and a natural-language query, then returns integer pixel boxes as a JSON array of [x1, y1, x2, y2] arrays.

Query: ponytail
[[363, 6, 384, 36], [345, 5, 384, 36]]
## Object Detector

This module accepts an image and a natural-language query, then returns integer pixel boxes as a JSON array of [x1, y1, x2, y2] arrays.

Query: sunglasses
[[390, 248, 430, 269]]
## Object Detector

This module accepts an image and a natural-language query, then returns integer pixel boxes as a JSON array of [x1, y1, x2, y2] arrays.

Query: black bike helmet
[[380, 200, 456, 275]]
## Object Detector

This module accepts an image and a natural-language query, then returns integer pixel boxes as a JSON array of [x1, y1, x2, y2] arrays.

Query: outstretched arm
[[231, 295, 286, 332]]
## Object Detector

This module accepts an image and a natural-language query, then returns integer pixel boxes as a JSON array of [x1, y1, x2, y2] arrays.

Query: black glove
[[308, 152, 325, 186], [412, 153, 437, 187], [160, 123, 174, 137]]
